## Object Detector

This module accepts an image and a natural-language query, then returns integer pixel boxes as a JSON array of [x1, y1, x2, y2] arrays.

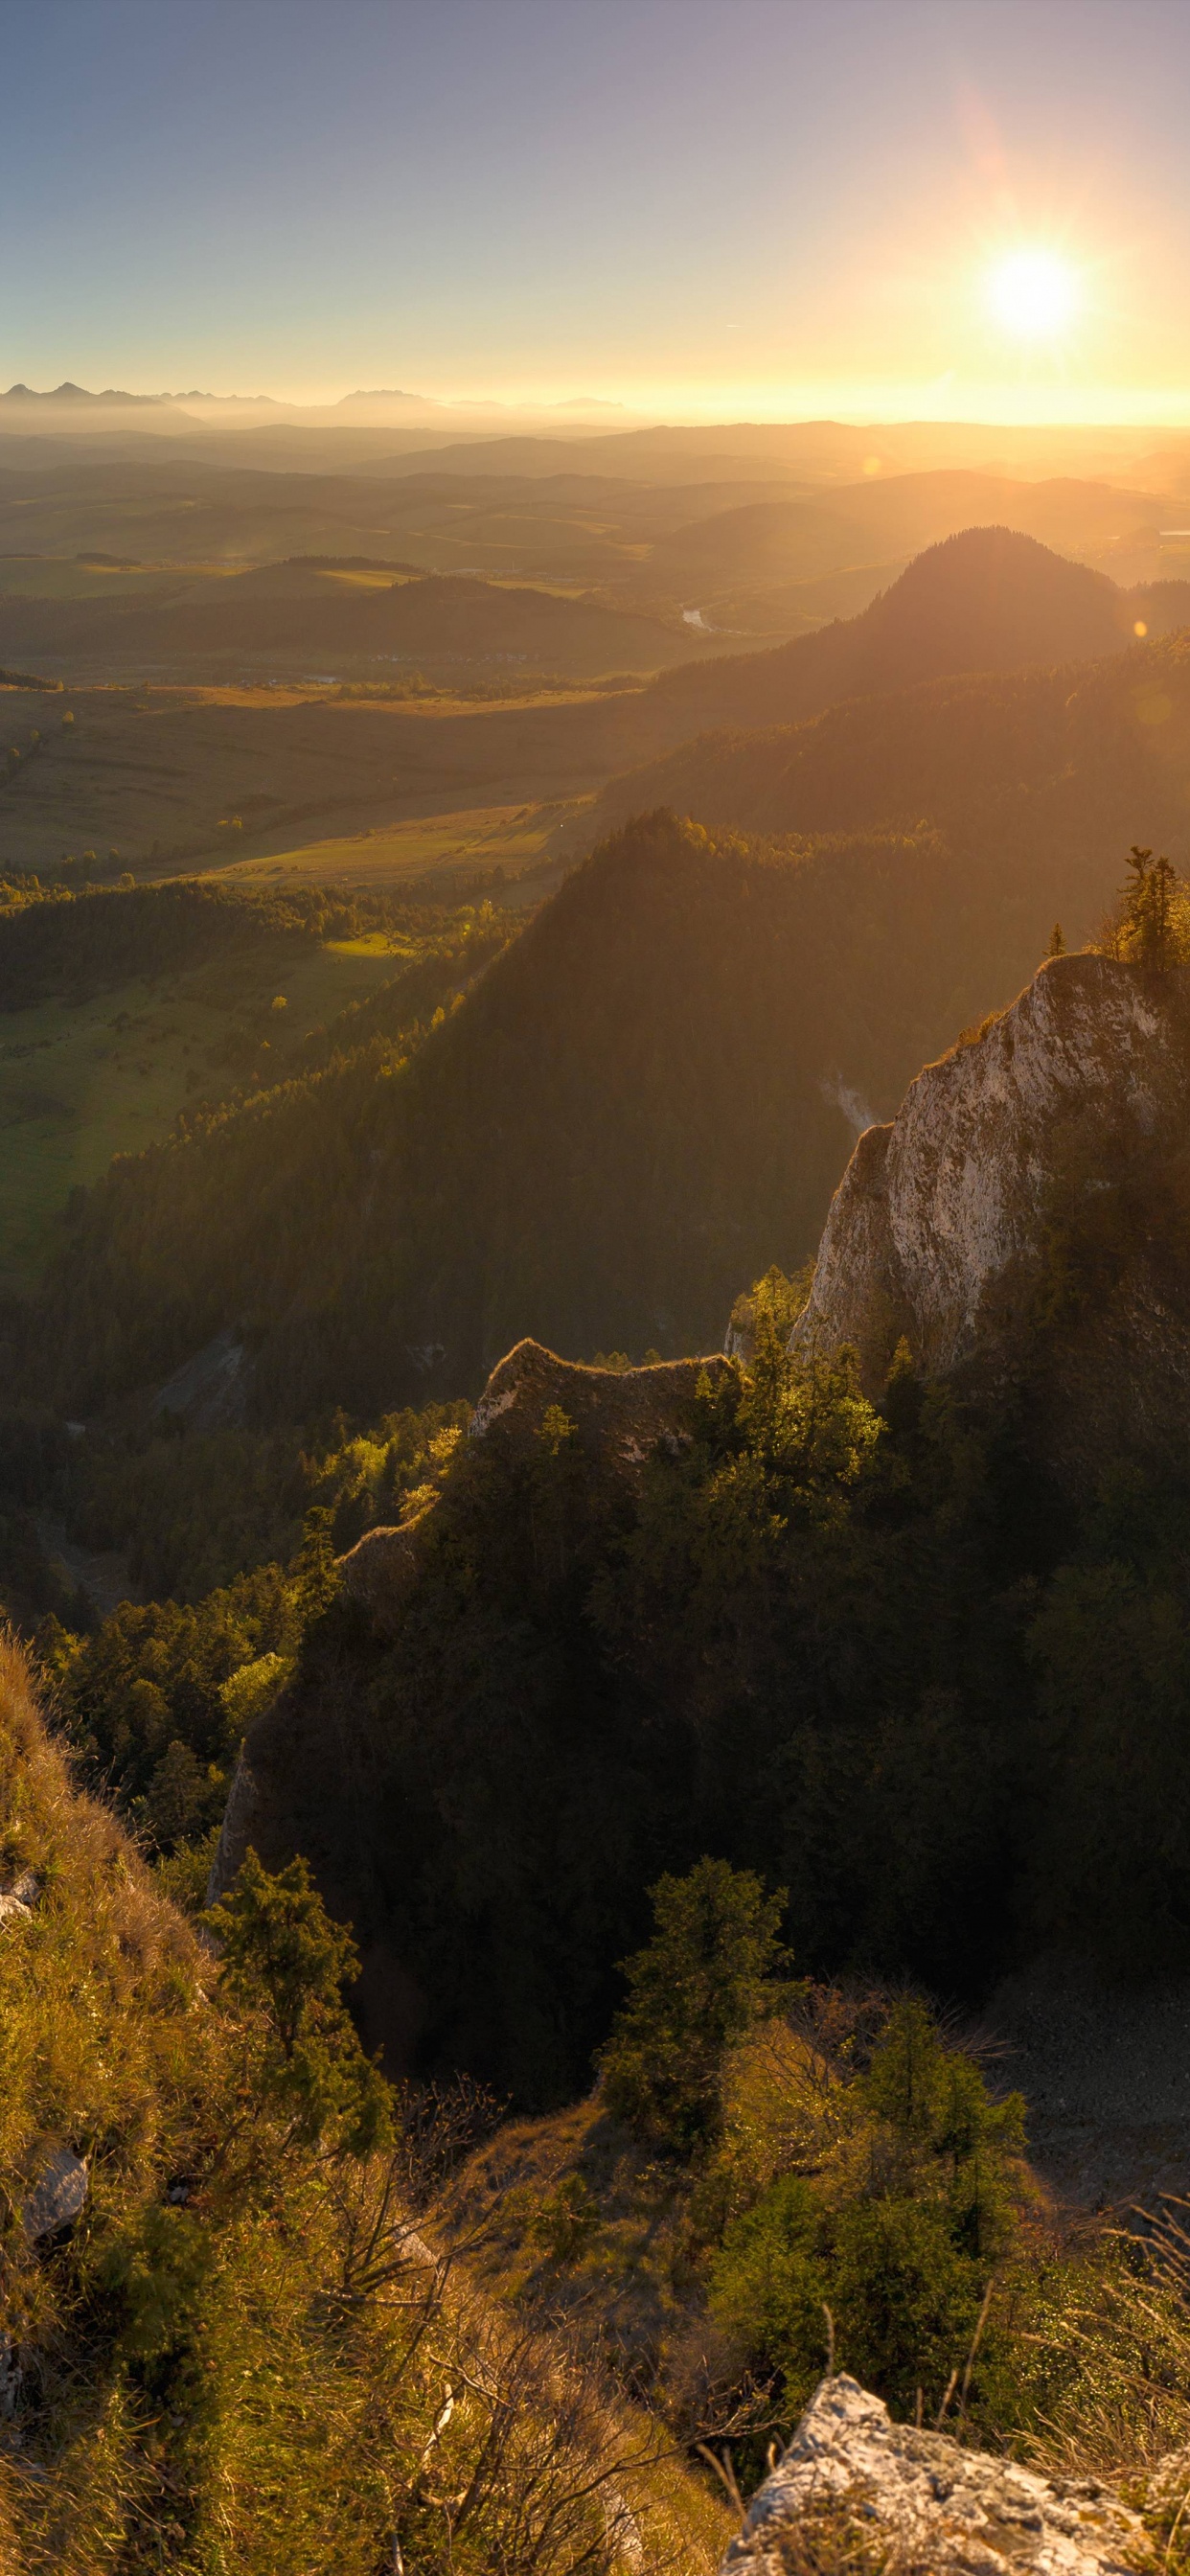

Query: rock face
[[468, 1338, 731, 1467], [723, 2376, 1144, 2576], [790, 955, 1190, 1466], [155, 1328, 251, 1430]]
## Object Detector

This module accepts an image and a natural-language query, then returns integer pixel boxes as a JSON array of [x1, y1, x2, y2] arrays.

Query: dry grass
[[0, 1637, 729, 2574]]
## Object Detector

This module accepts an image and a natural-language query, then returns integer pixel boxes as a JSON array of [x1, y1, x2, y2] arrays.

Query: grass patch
[[210, 795, 592, 891], [0, 934, 406, 1290]]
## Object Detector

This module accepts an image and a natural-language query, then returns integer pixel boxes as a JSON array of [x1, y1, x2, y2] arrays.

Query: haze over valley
[[15, 7, 1190, 2571]]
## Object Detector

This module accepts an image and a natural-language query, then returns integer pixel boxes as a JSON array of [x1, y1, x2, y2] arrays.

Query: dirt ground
[[983, 1955, 1190, 2217]]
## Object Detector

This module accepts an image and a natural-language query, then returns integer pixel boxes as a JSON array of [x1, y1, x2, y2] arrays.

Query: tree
[[1119, 844, 1179, 969], [204, 1851, 392, 2154], [598, 1857, 793, 2154]]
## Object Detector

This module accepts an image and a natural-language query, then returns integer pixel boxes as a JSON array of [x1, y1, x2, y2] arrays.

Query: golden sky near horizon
[[6, 1, 1190, 427]]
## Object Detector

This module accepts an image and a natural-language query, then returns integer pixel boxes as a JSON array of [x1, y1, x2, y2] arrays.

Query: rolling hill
[[0, 569, 718, 683]]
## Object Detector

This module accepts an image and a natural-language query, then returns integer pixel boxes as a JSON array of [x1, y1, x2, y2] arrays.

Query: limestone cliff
[[790, 954, 1190, 1472], [723, 2376, 1146, 2576]]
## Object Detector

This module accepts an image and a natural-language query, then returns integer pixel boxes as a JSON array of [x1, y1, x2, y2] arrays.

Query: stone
[[22, 2147, 88, 2243], [722, 2377, 1145, 2576], [0, 1868, 39, 1928]]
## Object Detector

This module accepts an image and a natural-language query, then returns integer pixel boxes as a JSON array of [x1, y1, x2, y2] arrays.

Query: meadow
[[208, 793, 593, 893], [0, 928, 407, 1291]]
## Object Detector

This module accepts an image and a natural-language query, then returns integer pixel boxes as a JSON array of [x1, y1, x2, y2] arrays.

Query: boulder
[[0, 1868, 39, 1930], [723, 2376, 1145, 2576], [22, 2146, 88, 2243]]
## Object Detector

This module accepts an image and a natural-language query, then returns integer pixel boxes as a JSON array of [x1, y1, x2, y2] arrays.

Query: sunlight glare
[[987, 250, 1079, 339]]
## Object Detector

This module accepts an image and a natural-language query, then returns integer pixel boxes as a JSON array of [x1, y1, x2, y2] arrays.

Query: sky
[[6, 0, 1190, 422]]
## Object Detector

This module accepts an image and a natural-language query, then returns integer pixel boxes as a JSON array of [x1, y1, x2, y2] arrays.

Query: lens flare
[[988, 250, 1079, 338]]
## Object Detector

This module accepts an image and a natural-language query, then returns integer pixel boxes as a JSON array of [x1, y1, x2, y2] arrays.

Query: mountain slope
[[32, 810, 1050, 1418], [194, 954, 1190, 2109], [0, 1629, 718, 2571], [631, 526, 1179, 744], [592, 628, 1190, 891]]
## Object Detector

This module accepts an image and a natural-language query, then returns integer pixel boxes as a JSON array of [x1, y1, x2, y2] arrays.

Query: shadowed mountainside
[[195, 954, 1190, 2111], [591, 624, 1190, 877], [0, 569, 718, 681], [639, 524, 1172, 739], [31, 804, 1100, 1421]]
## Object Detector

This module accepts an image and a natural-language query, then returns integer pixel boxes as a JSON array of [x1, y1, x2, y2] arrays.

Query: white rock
[[721, 2376, 1144, 2576], [0, 1868, 39, 1928], [22, 2148, 88, 2243], [791, 954, 1185, 1388]]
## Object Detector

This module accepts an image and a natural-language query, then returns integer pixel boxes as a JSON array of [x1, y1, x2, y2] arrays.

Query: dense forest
[[642, 524, 1180, 737], [27, 806, 1095, 1419], [595, 626, 1190, 878], [200, 1268, 1190, 2107]]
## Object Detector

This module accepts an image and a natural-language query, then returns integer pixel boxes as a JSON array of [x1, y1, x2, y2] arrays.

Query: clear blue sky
[[5, 0, 1190, 416]]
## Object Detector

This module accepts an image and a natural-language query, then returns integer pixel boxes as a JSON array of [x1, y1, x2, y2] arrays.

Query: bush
[[706, 1993, 1026, 2422]]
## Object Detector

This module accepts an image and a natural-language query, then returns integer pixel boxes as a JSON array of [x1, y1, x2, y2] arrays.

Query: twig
[[935, 2367, 960, 2430], [823, 2303, 835, 2377], [696, 2442, 745, 2520], [958, 2277, 997, 2424]]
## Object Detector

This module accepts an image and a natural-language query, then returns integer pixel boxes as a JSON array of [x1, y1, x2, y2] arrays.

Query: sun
[[987, 249, 1079, 339]]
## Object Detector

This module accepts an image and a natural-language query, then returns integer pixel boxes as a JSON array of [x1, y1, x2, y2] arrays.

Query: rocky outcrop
[[723, 2376, 1145, 2576], [208, 1338, 728, 1943], [155, 1328, 251, 1430], [790, 955, 1190, 1467], [337, 1341, 730, 1647], [469, 1338, 731, 1467]]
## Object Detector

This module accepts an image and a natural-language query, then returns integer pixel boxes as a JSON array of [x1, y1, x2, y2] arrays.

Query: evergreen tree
[[598, 1857, 793, 2153]]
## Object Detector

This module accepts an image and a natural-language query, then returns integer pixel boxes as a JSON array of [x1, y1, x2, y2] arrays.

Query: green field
[[209, 794, 593, 892], [0, 932, 406, 1291]]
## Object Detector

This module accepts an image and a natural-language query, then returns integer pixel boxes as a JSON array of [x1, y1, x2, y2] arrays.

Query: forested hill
[[623, 526, 1189, 748], [592, 629, 1190, 903], [32, 803, 1133, 1421], [0, 569, 717, 682]]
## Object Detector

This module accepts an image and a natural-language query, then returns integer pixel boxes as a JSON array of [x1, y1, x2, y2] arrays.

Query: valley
[[11, 404, 1190, 2576]]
